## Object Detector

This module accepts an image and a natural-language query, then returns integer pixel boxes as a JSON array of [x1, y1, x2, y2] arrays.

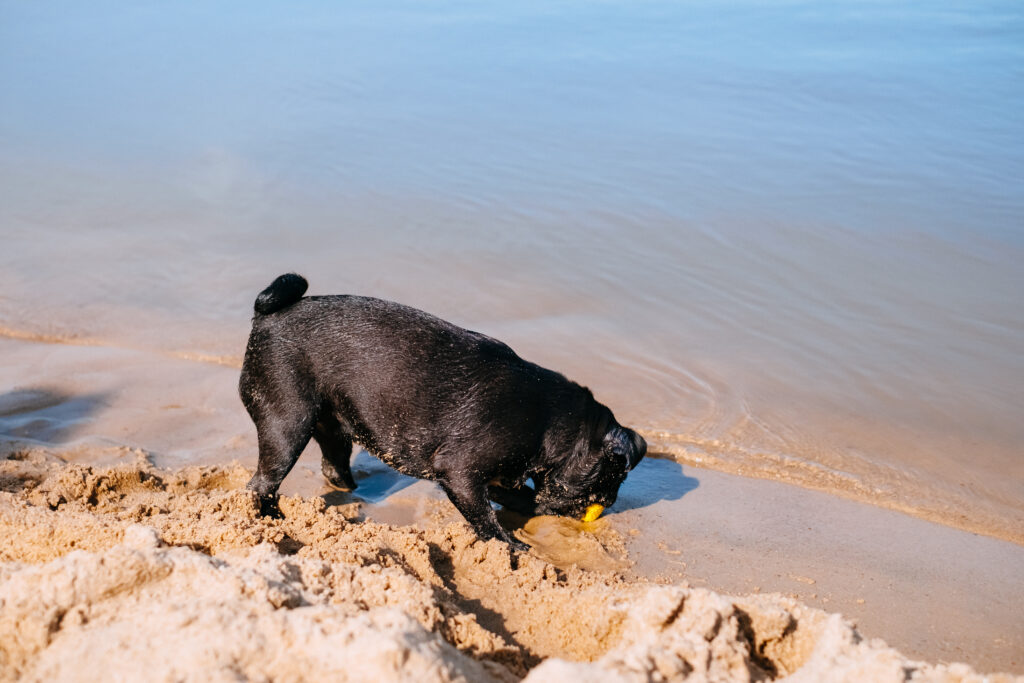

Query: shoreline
[[2, 330, 1019, 547], [642, 431, 1024, 547], [0, 336, 1021, 674]]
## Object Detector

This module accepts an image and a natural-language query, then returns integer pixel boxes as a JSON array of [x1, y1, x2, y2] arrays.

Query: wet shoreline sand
[[1, 336, 1021, 675], [1, 319, 1021, 548]]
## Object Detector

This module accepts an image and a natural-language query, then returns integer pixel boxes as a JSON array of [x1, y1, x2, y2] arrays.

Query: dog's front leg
[[440, 476, 529, 552]]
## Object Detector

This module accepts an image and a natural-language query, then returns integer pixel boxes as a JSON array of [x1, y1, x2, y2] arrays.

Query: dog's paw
[[508, 538, 531, 553], [323, 476, 357, 492], [256, 495, 284, 519], [506, 538, 532, 571], [321, 464, 357, 492]]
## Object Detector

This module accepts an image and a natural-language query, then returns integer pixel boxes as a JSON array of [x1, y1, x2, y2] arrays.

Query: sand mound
[[0, 449, 1017, 682]]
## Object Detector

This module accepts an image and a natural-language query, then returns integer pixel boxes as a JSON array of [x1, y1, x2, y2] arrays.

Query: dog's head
[[533, 422, 646, 519]]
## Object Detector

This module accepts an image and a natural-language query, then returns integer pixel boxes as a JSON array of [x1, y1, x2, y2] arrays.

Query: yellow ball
[[582, 504, 604, 522]]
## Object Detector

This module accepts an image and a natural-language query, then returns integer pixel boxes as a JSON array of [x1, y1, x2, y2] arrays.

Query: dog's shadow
[[0, 387, 111, 446], [612, 455, 699, 512], [322, 449, 421, 505]]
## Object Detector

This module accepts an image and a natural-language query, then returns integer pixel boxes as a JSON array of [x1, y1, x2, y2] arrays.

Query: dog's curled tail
[[254, 273, 308, 315]]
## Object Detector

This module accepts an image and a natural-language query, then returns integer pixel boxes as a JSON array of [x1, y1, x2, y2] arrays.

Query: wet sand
[[1, 336, 1021, 677]]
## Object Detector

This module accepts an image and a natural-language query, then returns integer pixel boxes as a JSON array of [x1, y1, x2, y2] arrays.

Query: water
[[1, 1, 1022, 542]]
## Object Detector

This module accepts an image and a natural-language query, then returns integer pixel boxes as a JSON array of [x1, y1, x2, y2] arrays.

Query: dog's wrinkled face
[[534, 425, 647, 518]]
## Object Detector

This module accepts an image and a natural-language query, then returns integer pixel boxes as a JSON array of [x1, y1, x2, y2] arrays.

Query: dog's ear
[[629, 429, 647, 470], [604, 426, 646, 472]]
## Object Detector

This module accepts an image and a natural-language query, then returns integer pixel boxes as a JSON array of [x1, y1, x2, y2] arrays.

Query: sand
[[1, 337, 1023, 679], [0, 448, 1019, 682]]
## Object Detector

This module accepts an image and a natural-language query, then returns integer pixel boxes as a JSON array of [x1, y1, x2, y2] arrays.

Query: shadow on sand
[[321, 449, 421, 507], [613, 455, 700, 513], [0, 387, 110, 447]]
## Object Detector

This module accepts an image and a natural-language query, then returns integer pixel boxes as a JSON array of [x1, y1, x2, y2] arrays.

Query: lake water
[[1, 0, 1022, 542]]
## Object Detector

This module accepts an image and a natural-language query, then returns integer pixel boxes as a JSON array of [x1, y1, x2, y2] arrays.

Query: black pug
[[239, 273, 646, 550]]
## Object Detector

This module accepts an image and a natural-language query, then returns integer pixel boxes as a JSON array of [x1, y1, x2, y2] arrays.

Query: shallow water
[[1, 1, 1022, 541]]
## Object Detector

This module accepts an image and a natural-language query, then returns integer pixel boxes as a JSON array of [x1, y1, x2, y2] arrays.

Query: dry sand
[[0, 448, 1019, 682]]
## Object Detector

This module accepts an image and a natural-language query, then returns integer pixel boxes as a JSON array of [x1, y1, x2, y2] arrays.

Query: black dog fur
[[240, 273, 646, 550]]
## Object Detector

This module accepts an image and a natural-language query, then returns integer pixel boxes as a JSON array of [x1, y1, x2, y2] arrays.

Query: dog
[[240, 273, 646, 550]]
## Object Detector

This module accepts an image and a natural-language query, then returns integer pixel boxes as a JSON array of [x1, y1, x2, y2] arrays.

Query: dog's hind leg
[[241, 371, 316, 515], [314, 410, 356, 491]]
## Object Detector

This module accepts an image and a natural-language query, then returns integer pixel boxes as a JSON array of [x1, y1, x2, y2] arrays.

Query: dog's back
[[240, 274, 591, 476]]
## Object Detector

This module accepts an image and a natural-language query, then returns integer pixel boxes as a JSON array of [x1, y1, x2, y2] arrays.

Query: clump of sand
[[0, 448, 1017, 682]]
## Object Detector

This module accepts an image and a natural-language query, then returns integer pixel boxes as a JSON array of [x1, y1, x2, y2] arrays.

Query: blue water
[[1, 0, 1022, 541], [3, 2, 1023, 239]]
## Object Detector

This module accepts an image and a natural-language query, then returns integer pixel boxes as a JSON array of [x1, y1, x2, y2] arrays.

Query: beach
[[2, 0, 1023, 679]]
